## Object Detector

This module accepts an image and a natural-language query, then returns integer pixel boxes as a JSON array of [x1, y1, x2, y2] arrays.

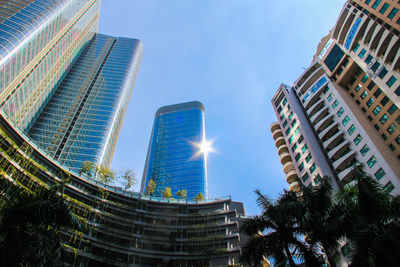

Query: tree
[[120, 169, 136, 190], [194, 193, 204, 201], [96, 165, 115, 184], [78, 161, 95, 176], [145, 179, 156, 196], [334, 163, 400, 266], [0, 178, 79, 266], [162, 187, 173, 199], [240, 189, 323, 267], [176, 189, 187, 199]]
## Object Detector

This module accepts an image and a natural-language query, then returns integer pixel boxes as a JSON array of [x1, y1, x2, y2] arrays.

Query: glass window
[[396, 116, 400, 126], [361, 90, 368, 99], [358, 48, 366, 58], [374, 88, 382, 98], [310, 163, 316, 173], [353, 43, 360, 52], [374, 168, 385, 180], [381, 96, 389, 106], [388, 8, 399, 19], [367, 81, 375, 91], [365, 0, 371, 5], [361, 74, 369, 83], [354, 83, 362, 92], [380, 114, 389, 124], [388, 104, 398, 115], [299, 162, 305, 171], [354, 134, 363, 145], [337, 107, 344, 117], [288, 112, 293, 120], [367, 156, 377, 168], [360, 144, 370, 156], [324, 44, 345, 72], [294, 127, 300, 135], [348, 124, 356, 135], [387, 123, 397, 134], [386, 76, 397, 88], [302, 172, 309, 182], [373, 105, 382, 115], [305, 153, 312, 163], [289, 135, 294, 144], [283, 120, 288, 127], [371, 62, 380, 72], [382, 133, 388, 140], [295, 153, 301, 161], [366, 97, 374, 107], [280, 114, 285, 120], [378, 67, 388, 79], [342, 116, 350, 126], [301, 144, 308, 154], [372, 0, 382, 9], [383, 181, 395, 193], [291, 143, 298, 152], [332, 100, 339, 109], [291, 119, 297, 127], [327, 93, 334, 102], [365, 55, 373, 64], [395, 86, 400, 97], [298, 135, 304, 144], [277, 106, 283, 113], [285, 128, 291, 135], [282, 98, 287, 106], [379, 3, 390, 14], [395, 134, 400, 145]]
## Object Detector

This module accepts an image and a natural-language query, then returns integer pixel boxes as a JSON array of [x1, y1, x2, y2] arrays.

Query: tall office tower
[[141, 101, 208, 200], [0, 0, 101, 132], [28, 34, 142, 171], [271, 0, 400, 194]]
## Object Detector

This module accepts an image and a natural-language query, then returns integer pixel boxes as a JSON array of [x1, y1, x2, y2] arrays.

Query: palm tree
[[240, 189, 323, 267], [0, 178, 79, 266], [335, 164, 400, 266]]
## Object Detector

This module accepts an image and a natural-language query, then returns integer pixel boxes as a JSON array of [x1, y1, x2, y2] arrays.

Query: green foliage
[[120, 169, 136, 190], [194, 193, 204, 201], [161, 187, 173, 199], [176, 189, 187, 199], [145, 179, 156, 196]]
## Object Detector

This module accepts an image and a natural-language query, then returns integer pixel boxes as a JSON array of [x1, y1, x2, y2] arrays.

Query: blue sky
[[99, 0, 344, 216]]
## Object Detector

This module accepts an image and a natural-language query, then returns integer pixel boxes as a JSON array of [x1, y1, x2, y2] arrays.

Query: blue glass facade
[[141, 102, 208, 200], [28, 34, 142, 171]]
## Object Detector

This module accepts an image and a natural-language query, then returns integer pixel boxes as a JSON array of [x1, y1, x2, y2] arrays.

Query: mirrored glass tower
[[141, 101, 208, 200]]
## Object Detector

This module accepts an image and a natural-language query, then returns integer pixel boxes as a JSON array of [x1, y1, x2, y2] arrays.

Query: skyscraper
[[28, 34, 142, 171], [141, 101, 208, 200], [270, 0, 400, 194]]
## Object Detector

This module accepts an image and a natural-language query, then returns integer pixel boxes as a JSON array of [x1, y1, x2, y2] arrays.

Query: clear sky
[[99, 0, 345, 216]]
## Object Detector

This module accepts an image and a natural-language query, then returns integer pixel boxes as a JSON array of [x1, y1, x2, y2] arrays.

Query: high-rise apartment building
[[141, 101, 208, 200], [28, 34, 142, 171], [0, 0, 142, 171], [271, 0, 400, 194]]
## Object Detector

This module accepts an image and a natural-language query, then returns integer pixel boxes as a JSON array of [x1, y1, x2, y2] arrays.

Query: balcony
[[310, 105, 329, 125], [337, 165, 354, 182], [272, 128, 283, 140], [270, 122, 281, 133], [307, 98, 325, 117], [328, 140, 351, 160], [280, 152, 292, 165], [314, 114, 334, 133], [289, 181, 301, 192], [323, 131, 344, 151], [282, 161, 295, 174], [286, 170, 298, 184], [333, 150, 356, 171], [277, 145, 289, 155], [275, 136, 286, 148], [319, 122, 338, 141]]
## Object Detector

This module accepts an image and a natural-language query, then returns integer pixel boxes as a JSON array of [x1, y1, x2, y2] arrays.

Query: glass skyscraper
[[0, 0, 143, 172], [141, 101, 208, 200]]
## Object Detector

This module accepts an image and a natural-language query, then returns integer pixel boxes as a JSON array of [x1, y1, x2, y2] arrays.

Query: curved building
[[141, 101, 208, 200]]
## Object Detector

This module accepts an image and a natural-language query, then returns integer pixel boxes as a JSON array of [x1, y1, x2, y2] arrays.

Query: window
[[360, 144, 370, 156], [365, 0, 371, 4], [305, 153, 312, 163], [302, 172, 309, 182], [358, 48, 366, 58], [353, 43, 360, 52], [299, 162, 305, 171], [295, 153, 301, 161], [354, 83, 362, 92], [389, 105, 400, 119], [354, 134, 363, 145], [371, 62, 380, 72], [332, 100, 339, 109], [396, 115, 400, 126], [395, 134, 400, 145], [367, 156, 377, 168], [294, 127, 300, 135], [386, 76, 397, 88], [389, 144, 395, 151], [382, 133, 388, 140], [337, 107, 344, 117], [361, 74, 369, 83], [383, 181, 395, 193], [314, 174, 322, 185], [310, 163, 316, 173], [367, 81, 375, 91], [374, 88, 382, 98], [288, 112, 293, 120], [324, 44, 345, 71], [291, 143, 298, 152], [327, 93, 334, 102], [283, 120, 288, 127], [388, 8, 399, 19], [282, 98, 287, 106], [298, 135, 304, 144], [301, 144, 308, 154], [378, 67, 388, 79], [380, 114, 389, 124], [285, 128, 291, 135], [365, 54, 373, 64], [374, 168, 385, 180], [291, 119, 297, 127], [280, 114, 285, 120], [288, 135, 294, 144], [361, 90, 368, 99], [348, 125, 356, 135], [381, 96, 389, 106], [375, 124, 381, 130], [373, 105, 382, 115], [387, 123, 397, 134], [379, 3, 390, 14], [277, 106, 283, 113], [395, 86, 400, 96], [366, 97, 374, 107], [323, 86, 330, 94], [372, 0, 381, 9], [342, 116, 350, 126]]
